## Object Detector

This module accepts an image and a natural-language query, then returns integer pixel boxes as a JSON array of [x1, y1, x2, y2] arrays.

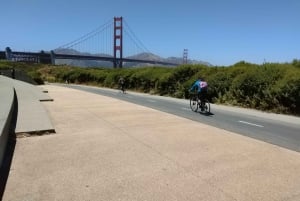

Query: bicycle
[[119, 83, 126, 94], [189, 92, 210, 113]]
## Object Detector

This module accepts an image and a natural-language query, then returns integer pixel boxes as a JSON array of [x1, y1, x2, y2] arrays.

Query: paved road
[[4, 84, 300, 201], [62, 84, 300, 152]]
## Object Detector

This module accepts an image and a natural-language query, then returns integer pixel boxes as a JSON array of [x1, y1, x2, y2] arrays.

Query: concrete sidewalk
[[3, 85, 300, 201], [0, 75, 54, 134]]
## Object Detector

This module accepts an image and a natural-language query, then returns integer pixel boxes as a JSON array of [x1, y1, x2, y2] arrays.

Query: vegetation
[[0, 60, 45, 84], [1, 59, 300, 116]]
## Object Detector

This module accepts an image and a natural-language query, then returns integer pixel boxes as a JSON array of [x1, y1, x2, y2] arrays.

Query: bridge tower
[[183, 49, 188, 64], [113, 17, 123, 68]]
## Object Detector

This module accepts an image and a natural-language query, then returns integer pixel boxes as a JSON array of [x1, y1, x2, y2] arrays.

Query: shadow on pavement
[[0, 91, 18, 201], [198, 111, 214, 116]]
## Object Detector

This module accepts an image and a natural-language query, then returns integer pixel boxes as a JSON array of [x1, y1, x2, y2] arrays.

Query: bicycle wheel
[[203, 100, 210, 113], [120, 84, 125, 93], [190, 95, 199, 112]]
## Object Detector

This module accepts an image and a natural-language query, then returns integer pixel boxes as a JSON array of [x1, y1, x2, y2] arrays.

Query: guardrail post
[[5, 47, 12, 61]]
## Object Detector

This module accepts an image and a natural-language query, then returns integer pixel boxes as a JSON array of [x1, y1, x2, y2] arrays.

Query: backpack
[[200, 81, 208, 89]]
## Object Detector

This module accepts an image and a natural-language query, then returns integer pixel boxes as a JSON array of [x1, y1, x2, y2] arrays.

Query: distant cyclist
[[118, 76, 126, 93], [189, 77, 208, 110]]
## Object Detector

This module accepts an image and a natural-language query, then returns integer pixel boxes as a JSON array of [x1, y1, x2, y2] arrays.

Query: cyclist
[[189, 77, 208, 110], [118, 76, 125, 93]]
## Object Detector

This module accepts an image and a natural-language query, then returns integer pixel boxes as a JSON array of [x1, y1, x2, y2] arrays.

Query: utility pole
[[183, 49, 188, 64]]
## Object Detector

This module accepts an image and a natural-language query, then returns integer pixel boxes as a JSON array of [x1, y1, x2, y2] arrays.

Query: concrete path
[[3, 85, 300, 201], [0, 75, 54, 134], [12, 79, 54, 134]]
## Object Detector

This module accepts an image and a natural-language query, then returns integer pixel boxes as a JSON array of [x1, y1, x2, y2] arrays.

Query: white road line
[[238, 120, 264, 128], [147, 99, 156, 103], [181, 107, 191, 111]]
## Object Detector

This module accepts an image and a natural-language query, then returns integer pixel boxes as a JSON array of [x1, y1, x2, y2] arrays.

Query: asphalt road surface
[[60, 84, 300, 152]]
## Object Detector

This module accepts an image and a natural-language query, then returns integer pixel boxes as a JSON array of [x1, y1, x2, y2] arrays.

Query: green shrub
[[271, 69, 300, 114], [3, 60, 300, 115]]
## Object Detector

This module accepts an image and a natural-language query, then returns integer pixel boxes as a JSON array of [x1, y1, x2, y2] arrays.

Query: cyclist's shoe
[[200, 104, 204, 111]]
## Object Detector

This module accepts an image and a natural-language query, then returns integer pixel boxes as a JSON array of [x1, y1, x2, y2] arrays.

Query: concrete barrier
[[0, 84, 15, 167], [0, 74, 55, 169]]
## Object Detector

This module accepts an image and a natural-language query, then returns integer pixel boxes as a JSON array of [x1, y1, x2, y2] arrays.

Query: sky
[[1, 0, 299, 66]]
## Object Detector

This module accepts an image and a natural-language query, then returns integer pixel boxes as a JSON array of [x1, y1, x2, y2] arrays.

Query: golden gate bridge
[[0, 17, 181, 68]]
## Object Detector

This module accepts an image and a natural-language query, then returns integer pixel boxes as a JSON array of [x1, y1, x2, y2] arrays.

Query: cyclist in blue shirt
[[189, 77, 208, 110], [190, 78, 201, 93]]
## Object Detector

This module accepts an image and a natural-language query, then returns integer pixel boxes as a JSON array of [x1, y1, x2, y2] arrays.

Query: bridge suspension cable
[[123, 19, 151, 57], [54, 19, 113, 55], [53, 17, 159, 64], [3, 17, 178, 67]]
